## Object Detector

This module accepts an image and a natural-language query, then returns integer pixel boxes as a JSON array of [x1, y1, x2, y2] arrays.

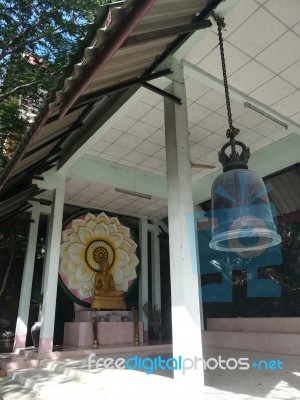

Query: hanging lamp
[[209, 14, 281, 254]]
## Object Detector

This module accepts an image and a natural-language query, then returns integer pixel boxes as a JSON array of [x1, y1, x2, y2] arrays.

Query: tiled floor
[[1, 346, 300, 399]]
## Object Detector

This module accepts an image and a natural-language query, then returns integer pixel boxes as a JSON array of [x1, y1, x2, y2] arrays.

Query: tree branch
[[2, 26, 70, 59], [2, 34, 47, 58], [0, 39, 13, 60], [0, 80, 42, 102]]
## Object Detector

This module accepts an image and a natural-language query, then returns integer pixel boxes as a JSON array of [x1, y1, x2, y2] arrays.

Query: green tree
[[0, 0, 118, 170], [0, 102, 27, 170], [0, 0, 102, 101]]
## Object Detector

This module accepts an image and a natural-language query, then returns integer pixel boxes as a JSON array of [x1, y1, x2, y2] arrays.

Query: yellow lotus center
[[86, 240, 115, 272]]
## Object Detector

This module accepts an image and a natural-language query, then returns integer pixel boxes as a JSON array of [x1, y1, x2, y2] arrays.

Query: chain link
[[212, 13, 239, 140]]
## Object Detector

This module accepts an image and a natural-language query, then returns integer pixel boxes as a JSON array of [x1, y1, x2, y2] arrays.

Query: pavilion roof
[[0, 0, 220, 222]]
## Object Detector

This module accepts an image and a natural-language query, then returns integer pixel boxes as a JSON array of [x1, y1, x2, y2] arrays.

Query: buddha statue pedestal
[[65, 309, 144, 346], [75, 310, 133, 322], [63, 321, 144, 347], [63, 260, 144, 347], [91, 296, 126, 311]]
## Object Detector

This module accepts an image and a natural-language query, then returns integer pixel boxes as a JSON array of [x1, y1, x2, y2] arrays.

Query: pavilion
[[0, 0, 300, 394]]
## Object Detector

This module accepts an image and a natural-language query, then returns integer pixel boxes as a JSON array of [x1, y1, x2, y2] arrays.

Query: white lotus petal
[[67, 260, 78, 273], [111, 266, 124, 285], [117, 279, 128, 292], [84, 213, 96, 222], [67, 242, 85, 264], [95, 213, 110, 224], [78, 227, 94, 246], [78, 286, 92, 300], [117, 225, 130, 239], [86, 220, 97, 230], [128, 238, 137, 252], [85, 290, 93, 299], [109, 233, 123, 249], [71, 219, 86, 233], [75, 266, 91, 282], [107, 223, 118, 234], [120, 240, 131, 253], [114, 248, 130, 268], [62, 229, 73, 242], [61, 241, 69, 251], [59, 259, 69, 276], [68, 274, 83, 290], [109, 217, 120, 226], [129, 253, 139, 269], [121, 264, 132, 277], [83, 279, 94, 291], [68, 232, 79, 243], [94, 223, 109, 239], [60, 242, 69, 258]]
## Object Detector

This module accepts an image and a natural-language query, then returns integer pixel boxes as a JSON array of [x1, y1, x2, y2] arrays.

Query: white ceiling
[[64, 179, 168, 219], [61, 0, 300, 218]]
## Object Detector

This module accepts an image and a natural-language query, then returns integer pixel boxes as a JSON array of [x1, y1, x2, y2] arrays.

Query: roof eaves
[[57, 0, 157, 120]]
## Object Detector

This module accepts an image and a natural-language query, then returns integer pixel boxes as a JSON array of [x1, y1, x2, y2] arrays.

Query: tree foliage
[[0, 0, 111, 170], [0, 101, 27, 170], [0, 221, 28, 302], [0, 0, 101, 99]]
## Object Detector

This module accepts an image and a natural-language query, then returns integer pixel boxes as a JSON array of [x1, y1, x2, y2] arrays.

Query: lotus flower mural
[[59, 212, 139, 305]]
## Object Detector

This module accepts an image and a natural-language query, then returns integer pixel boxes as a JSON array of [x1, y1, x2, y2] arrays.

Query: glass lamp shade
[[209, 169, 281, 253]]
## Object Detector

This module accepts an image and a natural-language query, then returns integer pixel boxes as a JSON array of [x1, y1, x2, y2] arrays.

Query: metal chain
[[212, 13, 239, 141]]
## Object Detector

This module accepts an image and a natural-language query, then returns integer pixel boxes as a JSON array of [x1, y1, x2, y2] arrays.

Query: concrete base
[[75, 310, 133, 322], [39, 337, 53, 354], [207, 317, 300, 333], [63, 321, 143, 347], [13, 335, 27, 350], [205, 317, 300, 355]]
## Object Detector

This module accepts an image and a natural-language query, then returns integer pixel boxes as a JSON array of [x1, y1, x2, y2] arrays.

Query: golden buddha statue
[[91, 259, 127, 311]]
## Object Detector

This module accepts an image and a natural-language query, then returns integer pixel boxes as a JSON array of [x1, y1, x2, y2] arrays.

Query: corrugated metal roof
[[0, 0, 220, 221]]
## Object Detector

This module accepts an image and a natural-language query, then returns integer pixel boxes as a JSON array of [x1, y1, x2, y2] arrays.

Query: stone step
[[7, 367, 95, 400], [207, 317, 300, 333], [203, 330, 300, 355], [4, 346, 175, 400], [0, 376, 42, 400], [1, 343, 172, 372], [15, 348, 38, 357], [38, 350, 174, 382], [7, 361, 175, 400], [0, 352, 39, 373]]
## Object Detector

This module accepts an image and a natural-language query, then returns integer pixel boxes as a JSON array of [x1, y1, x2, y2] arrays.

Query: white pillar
[[194, 205, 205, 331], [138, 217, 148, 338], [39, 175, 65, 353], [13, 203, 41, 350], [164, 59, 204, 393], [40, 214, 50, 303], [151, 221, 161, 309]]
